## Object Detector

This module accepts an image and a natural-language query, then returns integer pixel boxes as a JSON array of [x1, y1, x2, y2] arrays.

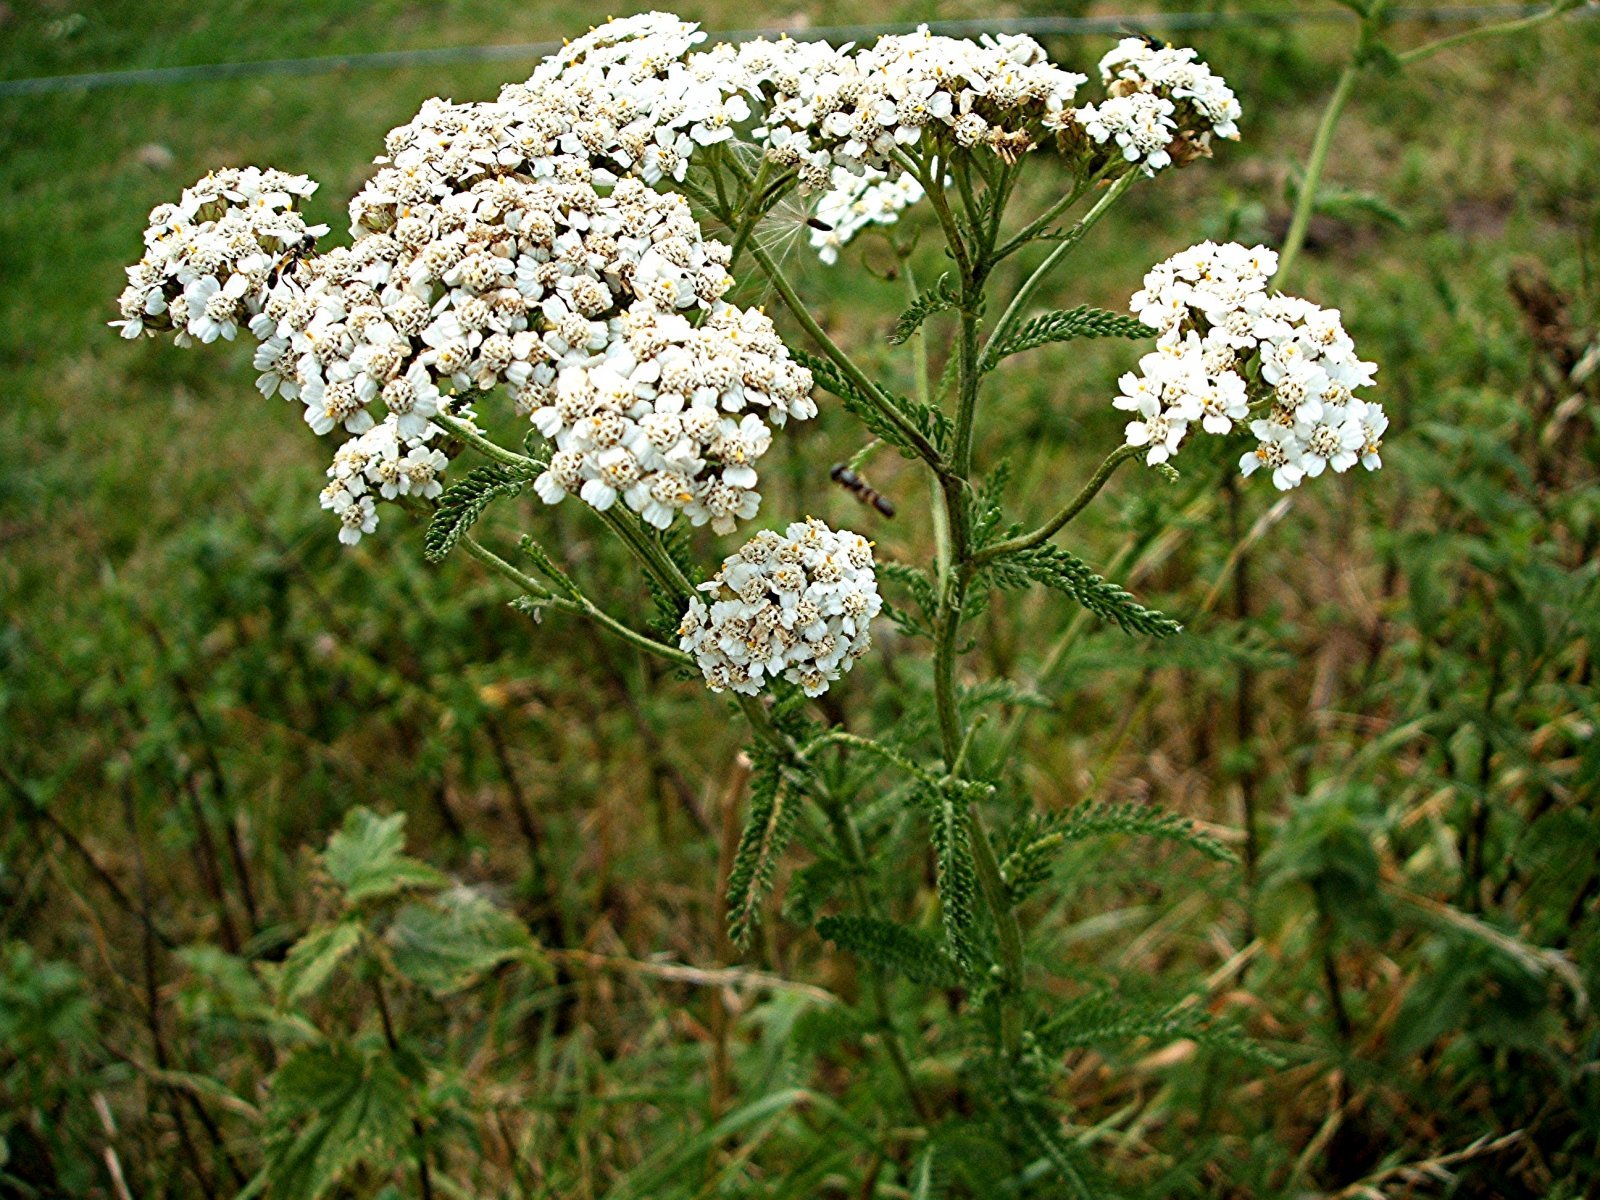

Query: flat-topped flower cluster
[[679, 520, 882, 696], [1116, 241, 1386, 489], [529, 302, 816, 533], [114, 14, 1246, 546]]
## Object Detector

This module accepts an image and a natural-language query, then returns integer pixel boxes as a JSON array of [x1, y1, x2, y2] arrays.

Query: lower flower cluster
[[679, 520, 881, 697], [1115, 240, 1386, 488]]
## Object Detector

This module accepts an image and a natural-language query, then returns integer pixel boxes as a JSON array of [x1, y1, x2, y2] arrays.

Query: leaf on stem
[[888, 273, 959, 345], [423, 463, 535, 563], [254, 1042, 412, 1200], [386, 890, 547, 995], [322, 808, 450, 905], [1002, 802, 1234, 904], [917, 780, 983, 967], [725, 751, 799, 948], [277, 920, 362, 1006], [982, 305, 1149, 371], [985, 543, 1182, 638], [817, 914, 968, 986], [792, 347, 951, 459]]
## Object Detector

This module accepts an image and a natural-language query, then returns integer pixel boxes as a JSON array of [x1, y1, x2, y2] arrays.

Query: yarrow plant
[[115, 14, 1389, 1187]]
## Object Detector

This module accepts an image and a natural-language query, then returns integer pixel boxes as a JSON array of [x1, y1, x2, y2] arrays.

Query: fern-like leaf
[[917, 781, 982, 967], [889, 274, 959, 345], [725, 752, 798, 948], [982, 305, 1150, 370], [985, 543, 1182, 637], [1003, 802, 1234, 903], [423, 464, 533, 562], [816, 915, 968, 986]]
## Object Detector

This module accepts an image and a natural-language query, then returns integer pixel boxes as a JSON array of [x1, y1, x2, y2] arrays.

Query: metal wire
[[0, 4, 1588, 99]]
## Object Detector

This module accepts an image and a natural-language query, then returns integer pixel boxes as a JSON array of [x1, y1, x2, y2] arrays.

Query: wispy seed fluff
[[679, 520, 881, 696]]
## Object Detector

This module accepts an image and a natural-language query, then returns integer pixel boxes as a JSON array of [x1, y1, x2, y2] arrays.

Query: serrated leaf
[[255, 1043, 412, 1200], [889, 274, 959, 345], [1002, 802, 1234, 904], [277, 920, 362, 1005], [386, 890, 545, 995], [323, 808, 450, 905], [725, 753, 799, 948], [423, 463, 533, 563], [985, 543, 1182, 637], [918, 781, 981, 967], [982, 305, 1149, 370], [817, 914, 967, 986]]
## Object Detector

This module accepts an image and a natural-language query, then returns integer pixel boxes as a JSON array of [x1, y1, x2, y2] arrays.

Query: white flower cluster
[[1074, 37, 1241, 173], [529, 302, 815, 533], [679, 519, 881, 696], [115, 15, 1247, 547], [1116, 241, 1386, 490], [752, 28, 1089, 186], [113, 167, 327, 345], [809, 168, 928, 265], [320, 414, 450, 545]]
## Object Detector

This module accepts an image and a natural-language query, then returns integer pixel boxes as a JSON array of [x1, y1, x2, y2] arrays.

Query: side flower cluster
[[679, 520, 881, 697], [809, 169, 928, 265], [1074, 37, 1240, 173], [112, 167, 327, 345], [1116, 240, 1386, 489]]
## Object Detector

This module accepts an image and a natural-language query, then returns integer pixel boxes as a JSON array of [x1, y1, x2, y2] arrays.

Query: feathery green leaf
[[985, 542, 1182, 637], [889, 273, 959, 344], [817, 915, 968, 986], [982, 305, 1150, 370], [423, 463, 534, 562]]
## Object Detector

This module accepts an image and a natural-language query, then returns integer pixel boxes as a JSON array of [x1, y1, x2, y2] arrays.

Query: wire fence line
[[1, 4, 1589, 98]]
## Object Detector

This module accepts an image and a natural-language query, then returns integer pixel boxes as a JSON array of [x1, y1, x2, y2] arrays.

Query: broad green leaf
[[322, 808, 450, 904], [386, 891, 544, 995], [256, 1042, 412, 1200], [277, 920, 361, 1005]]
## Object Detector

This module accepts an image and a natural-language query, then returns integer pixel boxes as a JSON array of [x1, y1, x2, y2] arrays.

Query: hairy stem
[[1276, 58, 1361, 282], [966, 801, 1026, 1061]]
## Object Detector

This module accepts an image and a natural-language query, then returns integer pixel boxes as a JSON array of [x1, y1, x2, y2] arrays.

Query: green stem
[[745, 239, 948, 471], [992, 167, 1100, 262], [1276, 58, 1361, 283], [965, 801, 1026, 1062], [433, 412, 538, 470], [461, 536, 694, 668], [983, 170, 1139, 367], [974, 443, 1143, 565], [727, 155, 775, 268], [1397, 0, 1580, 65]]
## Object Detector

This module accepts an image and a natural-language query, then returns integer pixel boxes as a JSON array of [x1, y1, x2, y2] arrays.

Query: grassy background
[[3, 2, 1599, 1197]]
